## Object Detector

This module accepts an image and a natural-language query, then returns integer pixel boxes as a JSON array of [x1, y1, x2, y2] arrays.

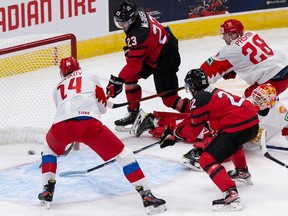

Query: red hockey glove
[[106, 75, 124, 98], [223, 71, 236, 80], [193, 136, 214, 149], [282, 126, 288, 140], [95, 85, 107, 107]]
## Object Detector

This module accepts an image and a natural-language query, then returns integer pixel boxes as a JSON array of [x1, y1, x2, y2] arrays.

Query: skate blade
[[234, 178, 254, 185], [212, 199, 242, 212], [130, 109, 146, 136], [40, 200, 51, 209], [115, 125, 132, 132], [178, 158, 203, 172], [146, 204, 167, 215]]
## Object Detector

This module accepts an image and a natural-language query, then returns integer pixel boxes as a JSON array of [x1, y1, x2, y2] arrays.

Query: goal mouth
[[0, 34, 77, 144]]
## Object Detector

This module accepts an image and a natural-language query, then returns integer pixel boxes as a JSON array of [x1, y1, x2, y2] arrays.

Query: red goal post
[[0, 33, 77, 144]]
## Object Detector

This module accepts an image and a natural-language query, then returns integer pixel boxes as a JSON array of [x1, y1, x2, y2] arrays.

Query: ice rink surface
[[0, 27, 288, 216]]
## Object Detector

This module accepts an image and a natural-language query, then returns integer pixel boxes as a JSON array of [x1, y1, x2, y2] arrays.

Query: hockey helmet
[[250, 83, 277, 110], [59, 56, 80, 77], [220, 19, 244, 37], [114, 1, 138, 29], [184, 69, 209, 95]]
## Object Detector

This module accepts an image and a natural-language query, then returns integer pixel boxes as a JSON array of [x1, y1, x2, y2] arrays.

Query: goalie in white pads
[[38, 56, 166, 214], [245, 83, 288, 148]]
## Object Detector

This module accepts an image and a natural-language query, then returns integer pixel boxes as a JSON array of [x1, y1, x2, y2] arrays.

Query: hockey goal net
[[0, 33, 77, 144]]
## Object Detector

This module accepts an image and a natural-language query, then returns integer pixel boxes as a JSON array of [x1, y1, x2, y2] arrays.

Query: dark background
[[109, 0, 288, 31]]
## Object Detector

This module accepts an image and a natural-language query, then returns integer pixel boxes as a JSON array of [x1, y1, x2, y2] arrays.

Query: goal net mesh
[[0, 34, 77, 144]]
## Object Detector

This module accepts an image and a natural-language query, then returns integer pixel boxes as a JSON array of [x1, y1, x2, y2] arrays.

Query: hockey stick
[[107, 86, 185, 109], [267, 145, 288, 151], [59, 141, 160, 177], [39, 142, 77, 168], [260, 129, 288, 169]]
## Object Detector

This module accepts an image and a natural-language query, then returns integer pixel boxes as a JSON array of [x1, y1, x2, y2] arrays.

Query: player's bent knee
[[115, 146, 135, 167], [42, 144, 58, 156]]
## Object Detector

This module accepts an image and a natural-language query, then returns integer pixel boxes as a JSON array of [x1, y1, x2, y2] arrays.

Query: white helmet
[[249, 83, 277, 110]]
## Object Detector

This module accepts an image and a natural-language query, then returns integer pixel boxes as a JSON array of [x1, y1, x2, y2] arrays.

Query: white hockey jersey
[[259, 101, 288, 142], [53, 69, 107, 123], [201, 31, 288, 85]]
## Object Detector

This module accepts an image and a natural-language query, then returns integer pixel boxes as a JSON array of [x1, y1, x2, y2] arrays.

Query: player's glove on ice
[[159, 126, 184, 148], [106, 75, 125, 98]]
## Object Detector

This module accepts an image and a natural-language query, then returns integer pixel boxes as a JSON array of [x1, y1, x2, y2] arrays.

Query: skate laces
[[229, 167, 250, 179], [223, 188, 239, 203]]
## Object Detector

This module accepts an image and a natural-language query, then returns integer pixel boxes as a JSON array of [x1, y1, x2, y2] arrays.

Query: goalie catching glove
[[159, 125, 185, 148], [106, 75, 125, 98]]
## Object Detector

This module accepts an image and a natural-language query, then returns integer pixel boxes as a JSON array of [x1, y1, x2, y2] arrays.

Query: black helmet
[[184, 69, 209, 94], [114, 1, 138, 24]]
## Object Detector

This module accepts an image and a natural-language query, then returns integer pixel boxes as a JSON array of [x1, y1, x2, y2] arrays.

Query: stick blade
[[59, 170, 87, 177]]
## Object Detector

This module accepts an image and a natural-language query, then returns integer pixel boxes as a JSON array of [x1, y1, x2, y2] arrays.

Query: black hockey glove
[[123, 46, 129, 57], [159, 126, 184, 149], [106, 75, 125, 98]]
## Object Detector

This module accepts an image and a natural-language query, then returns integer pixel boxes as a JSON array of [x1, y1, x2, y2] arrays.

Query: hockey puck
[[28, 150, 36, 155]]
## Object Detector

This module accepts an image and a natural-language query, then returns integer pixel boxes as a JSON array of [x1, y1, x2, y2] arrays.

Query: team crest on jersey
[[279, 105, 287, 114], [285, 112, 288, 121], [206, 57, 214, 65]]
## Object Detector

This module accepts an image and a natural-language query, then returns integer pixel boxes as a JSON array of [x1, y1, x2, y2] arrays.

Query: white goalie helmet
[[249, 83, 277, 110]]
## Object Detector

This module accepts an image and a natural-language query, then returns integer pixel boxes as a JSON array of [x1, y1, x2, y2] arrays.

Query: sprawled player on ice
[[38, 56, 166, 214]]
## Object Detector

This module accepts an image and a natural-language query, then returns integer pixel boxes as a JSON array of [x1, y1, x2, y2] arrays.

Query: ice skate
[[115, 107, 139, 132], [180, 148, 203, 171], [212, 187, 242, 211], [130, 109, 146, 135], [133, 113, 155, 137], [38, 179, 56, 209], [228, 166, 253, 185], [136, 186, 167, 215]]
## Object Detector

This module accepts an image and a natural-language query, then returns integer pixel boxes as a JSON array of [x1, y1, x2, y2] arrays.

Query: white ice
[[0, 28, 288, 216]]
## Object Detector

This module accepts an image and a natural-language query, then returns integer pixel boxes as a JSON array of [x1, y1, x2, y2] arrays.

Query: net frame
[[0, 33, 77, 144]]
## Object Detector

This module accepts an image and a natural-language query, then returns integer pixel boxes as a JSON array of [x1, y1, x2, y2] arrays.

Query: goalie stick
[[267, 145, 288, 151], [107, 86, 185, 109], [59, 141, 160, 177], [260, 129, 288, 169]]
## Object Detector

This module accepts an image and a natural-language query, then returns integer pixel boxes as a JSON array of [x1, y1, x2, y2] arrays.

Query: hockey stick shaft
[[260, 129, 288, 169], [39, 142, 77, 168], [107, 86, 185, 109], [59, 141, 160, 177], [266, 145, 288, 151]]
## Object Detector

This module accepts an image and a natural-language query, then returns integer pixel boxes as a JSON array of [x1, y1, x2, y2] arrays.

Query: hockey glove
[[193, 136, 214, 149], [106, 75, 125, 98], [159, 126, 184, 148], [123, 46, 129, 57], [223, 71, 236, 80]]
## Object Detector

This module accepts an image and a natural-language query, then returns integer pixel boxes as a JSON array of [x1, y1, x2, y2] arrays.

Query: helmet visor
[[114, 17, 131, 29]]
